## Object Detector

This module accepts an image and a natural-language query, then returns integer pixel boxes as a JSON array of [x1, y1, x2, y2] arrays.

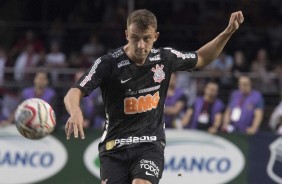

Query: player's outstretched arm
[[195, 11, 244, 69], [64, 88, 85, 139]]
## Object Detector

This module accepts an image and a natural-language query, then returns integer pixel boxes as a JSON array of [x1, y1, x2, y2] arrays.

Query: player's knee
[[132, 178, 152, 184]]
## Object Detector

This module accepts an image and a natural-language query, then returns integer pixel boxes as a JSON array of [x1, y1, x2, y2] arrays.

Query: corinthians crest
[[151, 64, 165, 83], [267, 137, 282, 183]]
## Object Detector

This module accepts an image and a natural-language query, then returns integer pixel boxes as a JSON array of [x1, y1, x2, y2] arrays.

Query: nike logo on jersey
[[145, 171, 154, 176], [121, 78, 132, 84]]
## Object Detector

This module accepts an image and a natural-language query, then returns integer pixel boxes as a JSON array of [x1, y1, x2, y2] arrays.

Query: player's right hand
[[226, 11, 244, 34], [65, 110, 85, 140]]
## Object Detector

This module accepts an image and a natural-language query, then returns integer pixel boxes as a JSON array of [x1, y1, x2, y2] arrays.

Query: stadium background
[[0, 0, 281, 130], [0, 0, 282, 184]]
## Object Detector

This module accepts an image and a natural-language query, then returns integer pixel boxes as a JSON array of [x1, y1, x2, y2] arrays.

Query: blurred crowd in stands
[[0, 0, 281, 134]]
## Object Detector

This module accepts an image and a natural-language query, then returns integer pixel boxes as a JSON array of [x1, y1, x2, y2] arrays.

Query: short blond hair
[[127, 9, 157, 31]]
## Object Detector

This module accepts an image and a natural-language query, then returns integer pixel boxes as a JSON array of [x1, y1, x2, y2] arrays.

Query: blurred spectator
[[81, 34, 105, 67], [14, 44, 41, 81], [206, 51, 234, 86], [0, 71, 56, 126], [9, 30, 44, 58], [101, 4, 126, 48], [21, 71, 56, 106], [45, 41, 67, 83], [67, 52, 85, 68], [231, 51, 250, 89], [232, 50, 249, 75], [251, 48, 271, 73], [90, 88, 106, 129], [267, 18, 282, 53], [164, 73, 187, 129], [223, 76, 264, 135], [0, 97, 3, 122], [182, 81, 224, 134], [47, 18, 65, 46], [0, 47, 7, 85], [251, 48, 277, 93], [273, 63, 282, 92], [0, 89, 20, 126], [175, 71, 197, 107], [269, 99, 282, 135]]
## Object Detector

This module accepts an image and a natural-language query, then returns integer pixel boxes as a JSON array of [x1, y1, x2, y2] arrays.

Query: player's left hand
[[226, 11, 244, 34], [65, 110, 85, 139]]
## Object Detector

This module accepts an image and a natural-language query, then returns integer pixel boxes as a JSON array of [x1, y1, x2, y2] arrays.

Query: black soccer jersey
[[75, 46, 198, 153]]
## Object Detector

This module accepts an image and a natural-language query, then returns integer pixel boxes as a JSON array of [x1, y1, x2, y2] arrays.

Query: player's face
[[126, 23, 159, 62]]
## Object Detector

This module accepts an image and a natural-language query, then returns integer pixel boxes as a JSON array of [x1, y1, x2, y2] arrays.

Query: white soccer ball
[[15, 98, 56, 139]]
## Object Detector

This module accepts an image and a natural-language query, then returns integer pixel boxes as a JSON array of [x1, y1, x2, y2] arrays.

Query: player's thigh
[[131, 143, 165, 184], [99, 151, 130, 184]]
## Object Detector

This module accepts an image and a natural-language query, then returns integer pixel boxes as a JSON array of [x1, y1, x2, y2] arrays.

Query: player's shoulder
[[146, 47, 162, 62], [93, 47, 125, 69], [148, 47, 179, 61], [105, 47, 132, 69]]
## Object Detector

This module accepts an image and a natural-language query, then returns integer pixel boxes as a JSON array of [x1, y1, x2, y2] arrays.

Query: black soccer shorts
[[99, 142, 165, 184]]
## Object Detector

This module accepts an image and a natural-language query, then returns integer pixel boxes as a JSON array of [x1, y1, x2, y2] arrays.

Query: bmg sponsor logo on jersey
[[0, 126, 67, 184], [140, 159, 160, 177], [160, 130, 245, 184], [124, 91, 160, 114]]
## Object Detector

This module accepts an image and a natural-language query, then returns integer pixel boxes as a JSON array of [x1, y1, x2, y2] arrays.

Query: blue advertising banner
[[0, 125, 281, 184], [249, 134, 282, 184]]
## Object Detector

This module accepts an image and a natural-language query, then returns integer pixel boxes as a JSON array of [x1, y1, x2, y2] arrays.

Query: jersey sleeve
[[163, 47, 198, 72], [75, 56, 111, 96]]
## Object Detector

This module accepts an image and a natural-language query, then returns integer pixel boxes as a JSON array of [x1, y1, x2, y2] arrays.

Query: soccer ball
[[15, 98, 56, 139]]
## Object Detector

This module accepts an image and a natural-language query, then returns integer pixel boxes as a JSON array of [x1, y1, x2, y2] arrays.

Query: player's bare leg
[[132, 178, 152, 184]]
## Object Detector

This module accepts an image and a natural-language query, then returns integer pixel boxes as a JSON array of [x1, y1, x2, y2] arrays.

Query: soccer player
[[64, 9, 244, 184]]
